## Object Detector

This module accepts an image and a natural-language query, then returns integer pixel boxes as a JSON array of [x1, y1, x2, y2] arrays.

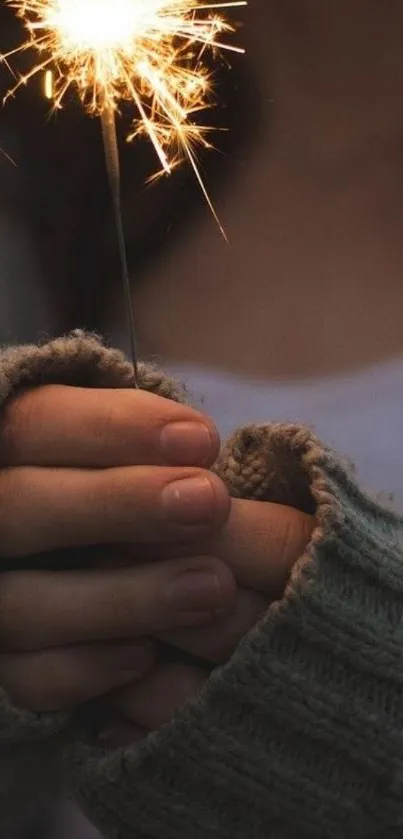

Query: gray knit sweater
[[0, 333, 402, 839]]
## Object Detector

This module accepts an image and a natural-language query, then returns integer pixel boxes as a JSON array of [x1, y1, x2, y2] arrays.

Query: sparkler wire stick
[[101, 106, 139, 387]]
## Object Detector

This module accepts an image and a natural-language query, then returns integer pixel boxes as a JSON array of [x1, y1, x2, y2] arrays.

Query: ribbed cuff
[[0, 330, 186, 402], [69, 425, 403, 839]]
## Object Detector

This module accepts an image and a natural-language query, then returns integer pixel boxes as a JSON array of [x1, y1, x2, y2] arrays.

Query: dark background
[[0, 2, 256, 343]]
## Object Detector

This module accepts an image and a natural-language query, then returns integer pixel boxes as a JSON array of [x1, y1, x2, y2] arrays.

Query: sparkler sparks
[[0, 0, 246, 384], [1, 0, 246, 184]]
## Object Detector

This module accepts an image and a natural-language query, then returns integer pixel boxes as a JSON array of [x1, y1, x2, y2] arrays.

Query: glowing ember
[[2, 0, 246, 181]]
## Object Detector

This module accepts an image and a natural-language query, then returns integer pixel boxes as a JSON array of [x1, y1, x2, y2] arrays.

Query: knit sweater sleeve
[[69, 423, 403, 839]]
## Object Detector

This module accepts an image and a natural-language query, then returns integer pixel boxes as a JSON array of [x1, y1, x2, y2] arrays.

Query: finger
[[116, 499, 315, 586], [159, 588, 268, 664], [108, 662, 207, 730], [208, 499, 315, 594], [0, 466, 230, 557], [0, 557, 236, 650], [0, 385, 220, 469], [0, 640, 155, 712]]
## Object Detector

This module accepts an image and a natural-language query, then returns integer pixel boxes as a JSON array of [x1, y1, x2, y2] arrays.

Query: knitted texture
[[70, 436, 403, 837], [0, 329, 187, 401], [0, 333, 402, 838]]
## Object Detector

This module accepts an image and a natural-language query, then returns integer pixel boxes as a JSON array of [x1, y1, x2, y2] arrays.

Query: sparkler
[[1, 0, 246, 384]]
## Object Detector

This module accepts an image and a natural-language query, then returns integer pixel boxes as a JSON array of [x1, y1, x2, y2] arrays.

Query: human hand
[[0, 385, 235, 711], [0, 384, 231, 555], [104, 497, 314, 740]]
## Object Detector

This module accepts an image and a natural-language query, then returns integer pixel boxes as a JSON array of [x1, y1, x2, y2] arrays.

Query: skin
[[0, 385, 313, 714], [103, 496, 314, 741], [0, 384, 232, 710]]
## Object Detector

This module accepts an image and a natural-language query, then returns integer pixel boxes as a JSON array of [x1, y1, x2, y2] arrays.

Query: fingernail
[[160, 422, 213, 465], [162, 475, 216, 525], [166, 569, 221, 612]]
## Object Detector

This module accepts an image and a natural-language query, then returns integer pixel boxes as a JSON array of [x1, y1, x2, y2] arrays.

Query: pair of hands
[[0, 384, 313, 739]]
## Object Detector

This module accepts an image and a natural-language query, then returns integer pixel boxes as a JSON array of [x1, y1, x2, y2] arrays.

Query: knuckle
[[0, 471, 15, 556], [95, 396, 130, 453], [94, 391, 150, 462]]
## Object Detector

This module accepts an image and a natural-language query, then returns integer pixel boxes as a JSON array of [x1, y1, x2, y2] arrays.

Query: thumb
[[209, 498, 315, 595]]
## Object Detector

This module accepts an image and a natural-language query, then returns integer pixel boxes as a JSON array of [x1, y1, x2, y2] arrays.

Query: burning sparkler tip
[[1, 0, 246, 231]]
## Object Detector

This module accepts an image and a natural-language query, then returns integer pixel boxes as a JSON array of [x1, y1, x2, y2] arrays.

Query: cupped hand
[[0, 385, 235, 711], [105, 496, 315, 738]]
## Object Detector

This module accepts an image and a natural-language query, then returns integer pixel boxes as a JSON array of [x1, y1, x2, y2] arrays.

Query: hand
[[104, 497, 314, 739], [0, 385, 235, 711], [0, 384, 230, 556]]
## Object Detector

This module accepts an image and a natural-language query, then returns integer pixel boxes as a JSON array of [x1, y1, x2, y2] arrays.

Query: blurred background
[[3, 3, 403, 836], [1, 0, 403, 505]]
